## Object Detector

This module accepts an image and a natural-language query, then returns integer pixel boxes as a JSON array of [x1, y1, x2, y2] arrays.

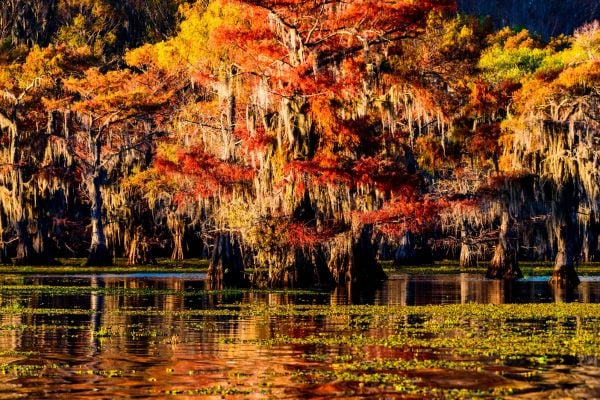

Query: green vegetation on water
[[0, 294, 598, 397], [0, 269, 598, 398], [384, 261, 600, 277], [0, 258, 209, 275], [3, 258, 600, 277]]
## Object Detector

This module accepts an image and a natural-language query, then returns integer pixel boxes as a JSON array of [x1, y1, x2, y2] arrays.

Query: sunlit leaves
[[479, 28, 552, 84]]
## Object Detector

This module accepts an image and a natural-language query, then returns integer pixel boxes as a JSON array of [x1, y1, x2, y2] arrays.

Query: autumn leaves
[[0, 1, 598, 288]]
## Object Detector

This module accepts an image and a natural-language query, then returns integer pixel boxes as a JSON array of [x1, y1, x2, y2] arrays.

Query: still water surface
[[0, 273, 598, 398]]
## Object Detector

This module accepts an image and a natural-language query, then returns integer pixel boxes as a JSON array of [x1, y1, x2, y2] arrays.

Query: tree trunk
[[583, 211, 599, 262], [487, 211, 522, 279], [251, 246, 334, 289], [328, 226, 386, 287], [221, 65, 237, 161], [11, 133, 37, 265], [207, 232, 246, 288], [550, 225, 581, 286], [29, 215, 59, 265], [288, 248, 333, 288], [0, 224, 9, 264], [87, 168, 112, 266], [394, 230, 417, 265], [14, 219, 35, 265], [459, 222, 477, 268], [459, 243, 477, 267], [248, 226, 385, 289], [0, 245, 10, 264], [549, 183, 580, 287], [127, 226, 156, 265], [249, 190, 334, 288], [170, 216, 184, 260]]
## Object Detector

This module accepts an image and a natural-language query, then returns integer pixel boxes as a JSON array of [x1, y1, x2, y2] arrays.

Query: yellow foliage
[[54, 0, 119, 56], [125, 0, 243, 81], [555, 62, 600, 89], [156, 143, 180, 164]]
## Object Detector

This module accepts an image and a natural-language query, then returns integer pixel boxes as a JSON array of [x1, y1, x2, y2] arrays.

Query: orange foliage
[[284, 222, 337, 248], [156, 147, 255, 199], [358, 196, 446, 236]]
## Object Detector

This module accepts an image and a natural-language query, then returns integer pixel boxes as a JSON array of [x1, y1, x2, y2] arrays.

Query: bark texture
[[549, 183, 580, 287], [487, 211, 522, 279], [459, 222, 477, 268], [87, 168, 112, 266], [328, 226, 386, 287], [127, 226, 156, 265], [207, 233, 246, 288], [394, 230, 418, 266]]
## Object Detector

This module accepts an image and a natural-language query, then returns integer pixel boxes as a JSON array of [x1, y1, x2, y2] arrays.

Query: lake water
[[0, 273, 598, 398]]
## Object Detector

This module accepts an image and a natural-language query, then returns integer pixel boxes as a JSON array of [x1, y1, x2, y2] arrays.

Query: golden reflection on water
[[0, 274, 597, 398]]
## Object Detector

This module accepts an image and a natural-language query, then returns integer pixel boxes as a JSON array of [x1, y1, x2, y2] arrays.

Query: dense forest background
[[0, 0, 598, 288], [458, 0, 600, 38]]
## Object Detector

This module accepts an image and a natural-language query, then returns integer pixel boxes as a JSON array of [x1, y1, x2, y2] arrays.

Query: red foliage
[[175, 0, 460, 251], [284, 222, 337, 248], [286, 157, 353, 186], [284, 155, 419, 196], [469, 122, 501, 162], [235, 126, 275, 155], [156, 147, 255, 199], [358, 196, 446, 236]]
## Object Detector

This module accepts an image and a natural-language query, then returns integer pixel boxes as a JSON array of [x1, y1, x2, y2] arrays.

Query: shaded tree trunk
[[30, 214, 59, 265], [0, 220, 10, 264], [249, 226, 385, 289], [549, 182, 580, 287], [127, 226, 156, 265], [8, 113, 37, 265], [207, 232, 246, 288], [551, 224, 581, 286], [0, 246, 9, 264], [394, 230, 417, 265], [248, 191, 334, 289], [328, 226, 386, 287], [583, 211, 599, 262], [459, 222, 477, 268], [86, 132, 111, 266], [487, 211, 522, 279], [253, 246, 334, 289], [287, 248, 333, 288], [12, 173, 34, 264], [220, 64, 237, 161], [170, 214, 185, 260], [14, 219, 35, 265], [87, 168, 112, 266], [11, 206, 56, 266]]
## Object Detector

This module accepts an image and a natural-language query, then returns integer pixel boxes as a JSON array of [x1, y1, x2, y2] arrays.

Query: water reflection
[[2, 272, 600, 308], [0, 273, 597, 398], [332, 273, 600, 305]]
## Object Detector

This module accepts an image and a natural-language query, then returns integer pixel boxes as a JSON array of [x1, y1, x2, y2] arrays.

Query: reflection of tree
[[0, 275, 599, 398]]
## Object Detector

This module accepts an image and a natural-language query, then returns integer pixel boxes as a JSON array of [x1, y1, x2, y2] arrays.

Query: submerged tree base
[[486, 251, 522, 280], [327, 228, 386, 287], [486, 211, 522, 280], [486, 265, 523, 280], [549, 265, 580, 287], [207, 233, 246, 289]]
